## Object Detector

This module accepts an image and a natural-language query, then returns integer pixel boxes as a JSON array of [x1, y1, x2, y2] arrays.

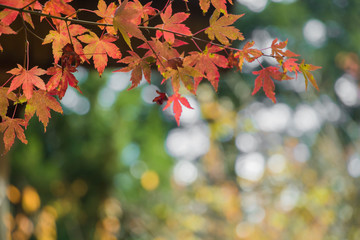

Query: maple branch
[[0, 4, 110, 27], [21, 0, 37, 10], [20, 15, 29, 69], [0, 4, 242, 54]]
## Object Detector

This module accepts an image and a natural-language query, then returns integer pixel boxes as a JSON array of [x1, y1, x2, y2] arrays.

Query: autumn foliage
[[0, 0, 321, 152]]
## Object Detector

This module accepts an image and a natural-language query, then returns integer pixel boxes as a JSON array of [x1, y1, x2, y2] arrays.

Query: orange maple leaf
[[205, 10, 244, 46], [162, 57, 200, 95], [0, 0, 42, 28], [113, 0, 146, 49], [24, 90, 63, 131], [185, 44, 228, 91], [139, 38, 184, 73], [42, 0, 76, 25], [127, 0, 156, 26], [299, 60, 322, 91], [199, 0, 233, 14], [0, 116, 27, 153], [0, 87, 17, 117], [46, 64, 81, 99], [7, 64, 46, 100], [78, 32, 122, 76], [94, 0, 117, 35], [163, 92, 193, 126], [43, 22, 88, 64], [252, 66, 290, 103], [114, 51, 153, 90], [271, 38, 299, 60], [155, 4, 191, 44], [234, 41, 263, 71], [0, 17, 16, 51]]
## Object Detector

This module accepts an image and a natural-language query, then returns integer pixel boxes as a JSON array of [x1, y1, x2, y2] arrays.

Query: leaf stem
[[1, 75, 14, 88]]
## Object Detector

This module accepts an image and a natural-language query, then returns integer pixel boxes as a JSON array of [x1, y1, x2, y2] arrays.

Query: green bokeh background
[[3, 0, 360, 239]]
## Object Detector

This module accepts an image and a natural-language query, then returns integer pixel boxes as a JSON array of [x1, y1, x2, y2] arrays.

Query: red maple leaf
[[0, 87, 17, 117], [252, 66, 290, 103], [46, 64, 81, 99], [282, 58, 300, 77], [153, 90, 168, 105], [7, 64, 46, 100], [114, 51, 153, 90], [78, 32, 122, 76], [0, 116, 27, 153], [24, 90, 63, 131], [94, 0, 117, 35], [61, 43, 81, 71], [205, 10, 244, 46], [185, 44, 228, 91], [163, 92, 193, 126], [43, 22, 88, 64], [234, 41, 263, 71], [155, 4, 191, 44], [299, 60, 322, 90]]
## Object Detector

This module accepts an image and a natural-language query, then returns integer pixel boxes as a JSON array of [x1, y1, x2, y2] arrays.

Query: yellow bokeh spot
[[71, 179, 88, 198], [7, 185, 21, 204], [141, 170, 159, 191], [22, 186, 41, 214]]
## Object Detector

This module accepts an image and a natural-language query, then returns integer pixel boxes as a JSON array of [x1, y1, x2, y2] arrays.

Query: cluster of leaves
[[0, 0, 321, 152]]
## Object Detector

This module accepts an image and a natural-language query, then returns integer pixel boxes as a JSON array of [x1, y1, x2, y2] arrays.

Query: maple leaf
[[199, 0, 233, 14], [0, 11, 16, 34], [0, 87, 17, 117], [94, 0, 117, 35], [114, 51, 153, 90], [271, 38, 299, 60], [155, 4, 191, 44], [153, 90, 168, 105], [24, 90, 63, 131], [42, 0, 76, 25], [78, 32, 122, 76], [282, 58, 300, 77], [185, 44, 228, 91], [0, 116, 27, 153], [7, 64, 46, 100], [0, 0, 42, 28], [43, 22, 88, 63], [0, 17, 16, 51], [61, 43, 81, 71], [113, 0, 146, 49], [205, 10, 244, 46], [139, 38, 184, 73], [163, 92, 193, 126], [162, 56, 200, 94], [252, 66, 290, 103], [234, 41, 263, 71], [299, 60, 321, 91], [127, 0, 156, 26], [46, 64, 81, 99]]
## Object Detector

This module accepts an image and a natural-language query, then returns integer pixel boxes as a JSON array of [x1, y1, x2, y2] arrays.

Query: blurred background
[[1, 0, 360, 239]]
